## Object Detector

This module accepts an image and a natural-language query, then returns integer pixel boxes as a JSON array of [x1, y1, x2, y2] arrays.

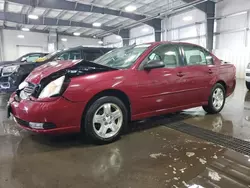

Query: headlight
[[2, 65, 19, 76], [247, 63, 250, 69], [18, 81, 28, 90], [38, 76, 65, 99]]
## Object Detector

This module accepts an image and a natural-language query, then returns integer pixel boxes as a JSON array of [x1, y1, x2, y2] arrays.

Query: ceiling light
[[142, 28, 149, 32], [61, 38, 67, 42], [125, 5, 137, 12], [21, 28, 30, 31], [28, 14, 39, 20], [183, 16, 193, 21], [98, 41, 103, 44], [17, 35, 24, 38], [93, 22, 102, 27], [73, 32, 81, 36]]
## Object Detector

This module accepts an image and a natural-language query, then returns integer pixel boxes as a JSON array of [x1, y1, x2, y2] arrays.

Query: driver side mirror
[[144, 60, 165, 70], [21, 57, 27, 62]]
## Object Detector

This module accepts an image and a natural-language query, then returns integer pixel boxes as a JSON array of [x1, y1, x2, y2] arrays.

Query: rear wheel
[[84, 96, 128, 144], [202, 83, 226, 114], [246, 81, 250, 90]]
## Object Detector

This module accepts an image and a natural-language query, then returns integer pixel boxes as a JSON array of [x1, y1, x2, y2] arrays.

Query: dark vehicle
[[0, 46, 113, 92], [0, 52, 48, 91], [0, 52, 48, 67]]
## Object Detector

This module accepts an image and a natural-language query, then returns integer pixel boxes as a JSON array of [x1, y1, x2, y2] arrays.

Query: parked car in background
[[0, 46, 113, 92], [8, 42, 236, 144], [0, 52, 48, 91], [0, 52, 48, 66], [246, 63, 250, 90]]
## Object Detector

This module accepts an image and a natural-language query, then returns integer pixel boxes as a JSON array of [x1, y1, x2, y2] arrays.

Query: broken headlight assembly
[[2, 65, 20, 77], [38, 76, 66, 99]]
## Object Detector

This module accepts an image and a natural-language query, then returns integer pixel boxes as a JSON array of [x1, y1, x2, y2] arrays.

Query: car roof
[[146, 41, 206, 48], [25, 52, 48, 55], [62, 46, 114, 52]]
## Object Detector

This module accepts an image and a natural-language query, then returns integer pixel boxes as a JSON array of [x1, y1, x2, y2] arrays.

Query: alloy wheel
[[93, 103, 123, 139], [212, 88, 224, 110]]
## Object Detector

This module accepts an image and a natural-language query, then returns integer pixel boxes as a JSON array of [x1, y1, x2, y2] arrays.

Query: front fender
[[63, 77, 127, 102]]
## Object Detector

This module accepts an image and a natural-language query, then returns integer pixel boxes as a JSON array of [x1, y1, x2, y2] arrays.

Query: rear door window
[[182, 45, 213, 66]]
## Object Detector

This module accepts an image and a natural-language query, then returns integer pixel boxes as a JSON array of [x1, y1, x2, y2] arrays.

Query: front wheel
[[246, 81, 250, 90], [84, 96, 128, 144], [202, 83, 226, 114]]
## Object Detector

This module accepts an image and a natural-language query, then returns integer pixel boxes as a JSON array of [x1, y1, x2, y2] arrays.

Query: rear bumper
[[9, 94, 86, 134], [226, 78, 236, 97]]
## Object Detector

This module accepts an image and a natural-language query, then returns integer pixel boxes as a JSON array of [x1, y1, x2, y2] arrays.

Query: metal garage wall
[[58, 35, 100, 49], [129, 25, 155, 45], [214, 0, 250, 78], [103, 34, 123, 48], [2, 29, 48, 61], [162, 9, 207, 48]]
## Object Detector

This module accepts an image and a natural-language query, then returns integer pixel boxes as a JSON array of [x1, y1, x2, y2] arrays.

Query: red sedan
[[8, 42, 236, 143]]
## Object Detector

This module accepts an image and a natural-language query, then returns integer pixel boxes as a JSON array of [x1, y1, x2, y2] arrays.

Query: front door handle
[[208, 69, 213, 74], [177, 72, 185, 77]]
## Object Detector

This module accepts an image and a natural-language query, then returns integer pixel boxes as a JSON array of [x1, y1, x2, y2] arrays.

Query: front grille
[[246, 73, 250, 76], [23, 82, 37, 95], [18, 82, 38, 100]]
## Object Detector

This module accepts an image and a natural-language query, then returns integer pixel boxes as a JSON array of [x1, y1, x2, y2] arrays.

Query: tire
[[246, 81, 250, 90], [202, 83, 226, 114], [84, 96, 128, 144]]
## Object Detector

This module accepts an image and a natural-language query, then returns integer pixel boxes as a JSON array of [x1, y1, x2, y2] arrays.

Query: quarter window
[[148, 45, 180, 68], [183, 45, 207, 66]]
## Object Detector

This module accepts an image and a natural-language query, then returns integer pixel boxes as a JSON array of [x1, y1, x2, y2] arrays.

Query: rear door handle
[[177, 72, 185, 77], [208, 69, 213, 74]]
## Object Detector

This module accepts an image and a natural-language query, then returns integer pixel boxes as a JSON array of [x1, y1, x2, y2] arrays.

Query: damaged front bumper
[[8, 93, 86, 134]]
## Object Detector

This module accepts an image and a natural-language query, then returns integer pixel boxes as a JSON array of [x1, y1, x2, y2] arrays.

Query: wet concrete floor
[[0, 79, 250, 188]]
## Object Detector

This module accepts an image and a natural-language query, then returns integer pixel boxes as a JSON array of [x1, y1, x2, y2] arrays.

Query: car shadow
[[22, 112, 193, 150]]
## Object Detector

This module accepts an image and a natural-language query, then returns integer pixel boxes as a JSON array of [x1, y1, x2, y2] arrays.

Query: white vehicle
[[246, 63, 250, 90]]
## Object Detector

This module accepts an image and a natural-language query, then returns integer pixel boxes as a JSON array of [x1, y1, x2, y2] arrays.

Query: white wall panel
[[103, 34, 123, 48], [216, 31, 245, 49], [217, 13, 247, 32], [216, 0, 250, 16], [58, 35, 100, 49], [2, 29, 48, 61], [2, 30, 100, 61], [129, 25, 155, 45], [214, 48, 250, 78], [162, 9, 206, 47], [179, 26, 198, 39], [168, 9, 205, 28], [130, 25, 154, 39], [215, 0, 250, 78]]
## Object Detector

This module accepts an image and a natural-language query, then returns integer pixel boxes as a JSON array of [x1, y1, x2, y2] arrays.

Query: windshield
[[93, 44, 151, 69]]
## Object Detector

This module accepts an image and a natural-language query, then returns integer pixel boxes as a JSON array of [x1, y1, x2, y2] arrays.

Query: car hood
[[25, 59, 116, 84]]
